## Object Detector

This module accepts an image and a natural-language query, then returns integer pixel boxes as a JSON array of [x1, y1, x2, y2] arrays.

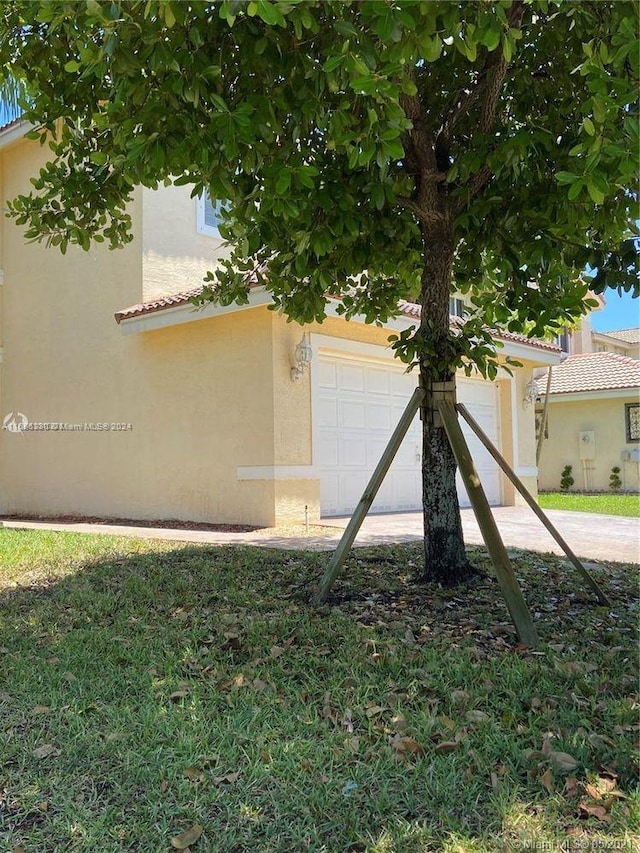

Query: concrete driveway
[[1, 506, 638, 563], [322, 506, 640, 564]]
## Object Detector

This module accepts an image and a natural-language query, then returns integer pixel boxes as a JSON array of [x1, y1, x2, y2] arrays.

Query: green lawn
[[539, 492, 640, 517], [0, 529, 638, 852]]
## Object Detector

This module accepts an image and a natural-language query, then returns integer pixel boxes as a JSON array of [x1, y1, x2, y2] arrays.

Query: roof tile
[[603, 327, 640, 344], [116, 286, 560, 354], [544, 351, 640, 394]]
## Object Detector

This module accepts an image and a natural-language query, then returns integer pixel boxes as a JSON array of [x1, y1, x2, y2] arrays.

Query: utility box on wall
[[578, 431, 596, 461]]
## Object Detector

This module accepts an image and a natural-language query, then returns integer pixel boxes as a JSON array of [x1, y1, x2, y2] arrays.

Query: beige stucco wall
[[141, 184, 231, 301], [537, 395, 640, 493]]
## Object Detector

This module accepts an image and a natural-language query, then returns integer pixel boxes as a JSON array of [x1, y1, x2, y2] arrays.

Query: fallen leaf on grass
[[578, 802, 612, 823], [33, 743, 59, 759], [212, 772, 240, 785], [345, 736, 360, 754], [30, 705, 51, 715], [539, 768, 555, 794], [451, 690, 469, 705], [391, 735, 425, 756], [170, 824, 203, 849], [391, 714, 407, 732], [183, 766, 205, 783], [170, 690, 189, 702], [365, 705, 386, 719], [564, 776, 579, 797], [434, 741, 459, 755], [549, 751, 579, 773], [466, 710, 490, 723], [269, 645, 285, 658]]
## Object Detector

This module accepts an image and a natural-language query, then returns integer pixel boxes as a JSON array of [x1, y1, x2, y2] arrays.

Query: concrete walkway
[[1, 507, 638, 564]]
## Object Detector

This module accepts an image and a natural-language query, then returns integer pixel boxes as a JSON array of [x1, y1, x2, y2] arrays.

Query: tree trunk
[[416, 223, 475, 585]]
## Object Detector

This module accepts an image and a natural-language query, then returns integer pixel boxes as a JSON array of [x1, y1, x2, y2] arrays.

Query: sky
[[590, 288, 640, 333]]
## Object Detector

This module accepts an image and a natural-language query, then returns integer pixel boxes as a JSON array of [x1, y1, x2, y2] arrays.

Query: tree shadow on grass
[[0, 536, 638, 851]]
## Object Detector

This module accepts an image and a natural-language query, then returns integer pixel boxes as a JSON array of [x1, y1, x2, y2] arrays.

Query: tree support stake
[[437, 399, 539, 648], [313, 386, 425, 605], [456, 402, 611, 606]]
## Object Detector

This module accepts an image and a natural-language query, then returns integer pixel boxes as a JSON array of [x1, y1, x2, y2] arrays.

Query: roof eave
[[0, 119, 35, 150]]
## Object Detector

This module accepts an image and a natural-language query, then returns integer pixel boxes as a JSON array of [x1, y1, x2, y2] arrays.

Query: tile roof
[[396, 300, 560, 352], [115, 286, 560, 353], [603, 327, 640, 344], [114, 286, 208, 323], [543, 352, 640, 395]]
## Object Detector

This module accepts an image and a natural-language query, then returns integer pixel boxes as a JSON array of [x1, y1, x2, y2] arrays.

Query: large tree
[[1, 0, 637, 583]]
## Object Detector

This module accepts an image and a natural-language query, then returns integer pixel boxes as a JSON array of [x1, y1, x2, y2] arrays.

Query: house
[[535, 307, 640, 493], [0, 120, 561, 527], [592, 327, 640, 360]]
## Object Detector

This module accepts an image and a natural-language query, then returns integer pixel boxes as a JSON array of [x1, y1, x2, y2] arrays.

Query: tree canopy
[[2, 1, 637, 367]]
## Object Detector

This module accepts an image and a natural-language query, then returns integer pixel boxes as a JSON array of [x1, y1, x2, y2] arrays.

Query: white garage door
[[315, 354, 501, 516]]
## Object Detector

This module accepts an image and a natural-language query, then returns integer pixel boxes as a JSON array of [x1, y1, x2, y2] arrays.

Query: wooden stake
[[456, 402, 611, 606], [437, 399, 539, 648], [313, 386, 425, 604]]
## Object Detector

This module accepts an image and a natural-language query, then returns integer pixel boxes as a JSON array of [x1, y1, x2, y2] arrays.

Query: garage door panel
[[339, 435, 367, 467], [367, 402, 392, 430], [337, 363, 365, 392], [317, 396, 338, 428], [317, 432, 338, 467], [366, 368, 391, 396], [339, 400, 366, 429], [316, 355, 501, 516], [317, 360, 338, 388]]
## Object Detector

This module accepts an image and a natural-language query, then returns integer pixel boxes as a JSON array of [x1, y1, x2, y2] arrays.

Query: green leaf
[[586, 179, 605, 205], [275, 171, 291, 195], [323, 55, 343, 73], [567, 179, 584, 201], [254, 0, 286, 27], [164, 3, 176, 28], [555, 171, 579, 185], [582, 117, 596, 136], [423, 36, 443, 62]]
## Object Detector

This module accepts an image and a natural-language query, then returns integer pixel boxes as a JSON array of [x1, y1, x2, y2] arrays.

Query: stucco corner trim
[[237, 465, 318, 481]]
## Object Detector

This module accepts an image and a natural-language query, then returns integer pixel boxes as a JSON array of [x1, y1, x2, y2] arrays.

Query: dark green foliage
[[609, 466, 623, 491], [561, 465, 575, 492]]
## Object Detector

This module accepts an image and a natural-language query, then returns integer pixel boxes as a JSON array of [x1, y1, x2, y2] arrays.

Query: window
[[197, 191, 225, 238], [449, 297, 465, 318], [556, 330, 570, 353], [625, 403, 640, 442]]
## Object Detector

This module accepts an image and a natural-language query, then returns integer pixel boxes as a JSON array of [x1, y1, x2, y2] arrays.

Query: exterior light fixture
[[523, 378, 540, 409], [291, 332, 313, 381]]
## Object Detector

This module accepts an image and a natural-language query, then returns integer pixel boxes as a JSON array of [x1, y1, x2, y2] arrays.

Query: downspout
[[535, 367, 552, 467]]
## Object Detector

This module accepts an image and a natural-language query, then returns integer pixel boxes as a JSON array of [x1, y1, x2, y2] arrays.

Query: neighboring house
[[592, 327, 640, 359], [536, 327, 640, 493], [0, 120, 561, 527]]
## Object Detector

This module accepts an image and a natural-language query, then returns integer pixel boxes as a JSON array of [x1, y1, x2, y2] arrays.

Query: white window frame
[[196, 191, 224, 239], [449, 297, 465, 318]]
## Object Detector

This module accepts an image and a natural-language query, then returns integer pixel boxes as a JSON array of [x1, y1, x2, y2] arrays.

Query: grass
[[0, 529, 638, 852], [538, 492, 640, 517]]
